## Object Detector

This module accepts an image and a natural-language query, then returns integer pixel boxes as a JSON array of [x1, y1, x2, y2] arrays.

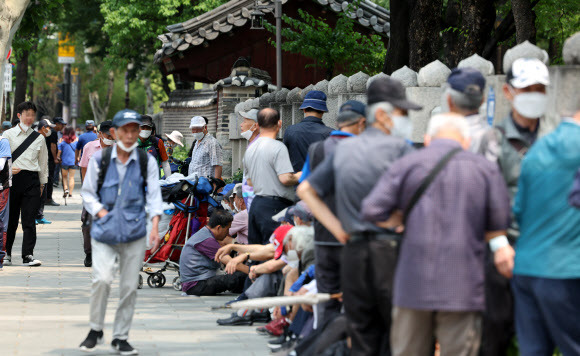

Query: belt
[[257, 195, 294, 206], [349, 231, 401, 244]]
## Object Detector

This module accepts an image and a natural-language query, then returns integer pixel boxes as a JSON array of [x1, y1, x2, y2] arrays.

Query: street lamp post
[[251, 0, 282, 90]]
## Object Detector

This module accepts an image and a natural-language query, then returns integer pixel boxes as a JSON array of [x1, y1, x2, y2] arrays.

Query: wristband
[[489, 235, 509, 252]]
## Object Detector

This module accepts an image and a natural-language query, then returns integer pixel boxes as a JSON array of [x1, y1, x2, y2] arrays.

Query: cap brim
[[165, 133, 184, 146], [299, 103, 329, 112], [272, 208, 289, 222], [391, 98, 423, 111], [115, 119, 141, 127], [190, 124, 205, 129], [510, 77, 550, 89], [274, 245, 283, 260]]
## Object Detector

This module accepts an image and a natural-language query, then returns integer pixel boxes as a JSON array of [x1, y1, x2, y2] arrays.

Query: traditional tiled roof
[[160, 89, 217, 109], [154, 0, 390, 63], [213, 58, 274, 89]]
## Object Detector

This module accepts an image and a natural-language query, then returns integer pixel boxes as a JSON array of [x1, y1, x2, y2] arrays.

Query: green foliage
[[12, 1, 65, 57], [534, 0, 580, 64], [265, 5, 386, 78], [171, 144, 189, 161], [225, 169, 243, 184]]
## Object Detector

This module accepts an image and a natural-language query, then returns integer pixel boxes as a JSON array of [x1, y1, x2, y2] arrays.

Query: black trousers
[[46, 162, 55, 201], [6, 171, 40, 259], [248, 196, 292, 245], [36, 163, 54, 219], [81, 207, 92, 255], [341, 239, 398, 356], [185, 271, 247, 296], [315, 244, 343, 325]]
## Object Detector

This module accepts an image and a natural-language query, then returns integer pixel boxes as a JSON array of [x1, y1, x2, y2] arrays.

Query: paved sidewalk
[[0, 189, 270, 355]]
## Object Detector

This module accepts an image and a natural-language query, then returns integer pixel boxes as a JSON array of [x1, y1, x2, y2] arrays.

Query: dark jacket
[[283, 116, 333, 172]]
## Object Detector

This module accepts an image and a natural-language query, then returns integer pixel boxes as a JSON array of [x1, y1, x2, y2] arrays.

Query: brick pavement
[[0, 190, 270, 356]]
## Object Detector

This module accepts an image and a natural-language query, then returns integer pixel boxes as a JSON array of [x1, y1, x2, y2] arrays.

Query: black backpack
[[96, 146, 149, 195]]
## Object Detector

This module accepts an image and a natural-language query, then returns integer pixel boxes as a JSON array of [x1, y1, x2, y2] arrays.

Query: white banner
[[4, 65, 12, 92], [58, 57, 75, 64]]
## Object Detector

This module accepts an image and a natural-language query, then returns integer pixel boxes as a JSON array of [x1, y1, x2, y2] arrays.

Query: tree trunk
[[160, 67, 171, 97], [144, 77, 154, 115], [461, 0, 495, 58], [88, 70, 115, 123], [408, 0, 443, 70], [12, 48, 29, 120], [441, 0, 463, 68], [383, 0, 410, 74], [511, 0, 536, 43]]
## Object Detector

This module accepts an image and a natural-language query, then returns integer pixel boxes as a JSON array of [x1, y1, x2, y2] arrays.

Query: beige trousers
[[391, 307, 482, 356]]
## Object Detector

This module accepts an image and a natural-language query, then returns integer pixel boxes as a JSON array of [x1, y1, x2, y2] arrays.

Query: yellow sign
[[71, 67, 79, 75], [58, 33, 75, 63]]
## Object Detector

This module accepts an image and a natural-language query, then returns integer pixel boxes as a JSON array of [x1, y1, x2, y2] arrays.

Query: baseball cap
[[447, 67, 486, 96], [270, 225, 294, 259], [52, 117, 65, 125], [239, 108, 259, 122], [507, 58, 550, 89], [141, 115, 154, 127], [190, 116, 207, 128], [367, 77, 422, 110], [299, 90, 328, 112], [337, 100, 366, 126], [272, 207, 291, 224], [37, 119, 55, 129], [98, 120, 113, 133], [2, 121, 11, 129], [85, 120, 95, 127], [287, 201, 313, 222], [112, 109, 142, 128]]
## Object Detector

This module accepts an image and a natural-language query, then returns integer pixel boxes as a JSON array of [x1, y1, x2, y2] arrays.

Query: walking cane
[[184, 194, 193, 241]]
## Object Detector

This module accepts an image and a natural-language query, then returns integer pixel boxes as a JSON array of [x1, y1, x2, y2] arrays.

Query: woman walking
[[57, 126, 77, 198]]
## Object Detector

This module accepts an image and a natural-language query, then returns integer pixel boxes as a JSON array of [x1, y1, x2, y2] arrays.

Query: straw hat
[[164, 130, 184, 147]]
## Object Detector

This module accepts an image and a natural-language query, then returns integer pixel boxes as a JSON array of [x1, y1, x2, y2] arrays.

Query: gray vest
[[180, 227, 221, 284]]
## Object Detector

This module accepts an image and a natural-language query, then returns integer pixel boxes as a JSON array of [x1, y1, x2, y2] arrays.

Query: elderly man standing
[[297, 77, 421, 356], [238, 108, 260, 211], [245, 108, 301, 245], [3, 101, 48, 267], [361, 113, 512, 356], [188, 116, 223, 179], [284, 90, 333, 172], [75, 120, 97, 168], [510, 110, 580, 355]]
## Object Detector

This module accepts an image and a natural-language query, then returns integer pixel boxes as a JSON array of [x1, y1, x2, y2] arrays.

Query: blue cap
[[2, 121, 11, 129], [112, 109, 142, 128], [340, 100, 366, 116], [299, 90, 328, 112], [447, 67, 485, 96]]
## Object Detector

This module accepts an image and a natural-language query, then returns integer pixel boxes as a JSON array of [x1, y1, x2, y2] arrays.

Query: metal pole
[[275, 0, 282, 90], [63, 64, 70, 124]]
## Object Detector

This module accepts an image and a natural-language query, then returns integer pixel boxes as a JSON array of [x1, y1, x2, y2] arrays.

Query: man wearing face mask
[[35, 119, 57, 225], [297, 77, 421, 356], [3, 101, 48, 267], [238, 109, 259, 211], [138, 115, 171, 178], [78, 120, 114, 267], [79, 109, 162, 355], [75, 120, 97, 170], [188, 116, 223, 179]]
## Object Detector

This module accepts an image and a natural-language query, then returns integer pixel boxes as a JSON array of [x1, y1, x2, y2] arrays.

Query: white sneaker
[[23, 255, 42, 266], [4, 255, 11, 266]]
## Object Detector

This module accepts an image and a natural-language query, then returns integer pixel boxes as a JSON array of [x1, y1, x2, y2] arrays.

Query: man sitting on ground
[[179, 210, 249, 296], [229, 184, 249, 244]]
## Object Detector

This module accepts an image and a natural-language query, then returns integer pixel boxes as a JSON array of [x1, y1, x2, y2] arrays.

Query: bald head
[[258, 108, 280, 130], [424, 113, 471, 149]]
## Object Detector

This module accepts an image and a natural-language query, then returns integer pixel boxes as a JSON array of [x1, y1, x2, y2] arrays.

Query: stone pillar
[[328, 74, 348, 125], [286, 87, 302, 126]]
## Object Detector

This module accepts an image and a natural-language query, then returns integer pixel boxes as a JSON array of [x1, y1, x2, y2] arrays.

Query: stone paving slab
[[0, 191, 271, 355]]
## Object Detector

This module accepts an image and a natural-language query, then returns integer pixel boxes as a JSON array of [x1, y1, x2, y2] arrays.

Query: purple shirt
[[229, 209, 248, 244], [181, 229, 222, 292], [361, 139, 510, 311]]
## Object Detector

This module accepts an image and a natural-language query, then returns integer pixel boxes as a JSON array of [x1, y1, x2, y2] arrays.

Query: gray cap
[[239, 109, 259, 122]]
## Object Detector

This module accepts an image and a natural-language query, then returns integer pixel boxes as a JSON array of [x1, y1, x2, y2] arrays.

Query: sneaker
[[268, 334, 297, 353], [4, 255, 11, 266], [261, 318, 289, 336], [37, 218, 52, 224], [46, 200, 60, 206], [23, 255, 42, 266], [79, 329, 103, 352], [111, 339, 138, 355], [84, 253, 92, 268]]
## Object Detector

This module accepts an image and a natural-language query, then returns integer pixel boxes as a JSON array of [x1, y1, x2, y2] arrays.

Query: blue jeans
[[0, 188, 9, 267], [512, 275, 580, 356]]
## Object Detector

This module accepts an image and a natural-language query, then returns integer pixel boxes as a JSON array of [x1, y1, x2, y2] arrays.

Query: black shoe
[[216, 312, 253, 326], [251, 309, 271, 323], [84, 253, 92, 267], [111, 339, 138, 355], [268, 334, 297, 353], [79, 329, 103, 352], [46, 200, 60, 206]]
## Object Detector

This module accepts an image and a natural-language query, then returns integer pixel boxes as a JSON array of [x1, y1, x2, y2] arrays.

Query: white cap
[[508, 58, 550, 89], [189, 116, 206, 128]]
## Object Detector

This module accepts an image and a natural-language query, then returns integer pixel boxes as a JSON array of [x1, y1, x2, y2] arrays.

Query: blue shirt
[[514, 120, 580, 279], [0, 138, 11, 158], [283, 116, 333, 172], [58, 141, 78, 166], [77, 132, 97, 155]]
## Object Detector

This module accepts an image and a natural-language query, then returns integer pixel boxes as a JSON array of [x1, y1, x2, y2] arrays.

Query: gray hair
[[366, 102, 394, 124], [427, 113, 470, 139], [444, 86, 483, 113], [284, 226, 314, 254]]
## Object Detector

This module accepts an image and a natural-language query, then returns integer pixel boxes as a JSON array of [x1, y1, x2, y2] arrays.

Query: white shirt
[[81, 145, 163, 219], [3, 125, 49, 184]]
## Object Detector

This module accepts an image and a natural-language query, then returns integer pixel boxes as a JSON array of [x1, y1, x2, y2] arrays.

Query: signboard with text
[[4, 65, 12, 92], [58, 33, 75, 64], [71, 68, 80, 117]]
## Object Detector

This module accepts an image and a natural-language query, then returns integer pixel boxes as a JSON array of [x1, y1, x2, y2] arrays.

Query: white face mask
[[19, 123, 30, 132], [192, 132, 205, 141], [233, 201, 240, 213], [139, 129, 152, 139], [116, 140, 138, 153], [388, 115, 413, 140], [285, 250, 299, 269], [45, 128, 52, 136], [240, 124, 256, 141], [512, 91, 547, 119], [221, 201, 232, 212], [102, 137, 115, 146]]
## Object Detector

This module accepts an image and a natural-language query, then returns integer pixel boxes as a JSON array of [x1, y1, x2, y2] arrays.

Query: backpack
[[96, 146, 149, 195]]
